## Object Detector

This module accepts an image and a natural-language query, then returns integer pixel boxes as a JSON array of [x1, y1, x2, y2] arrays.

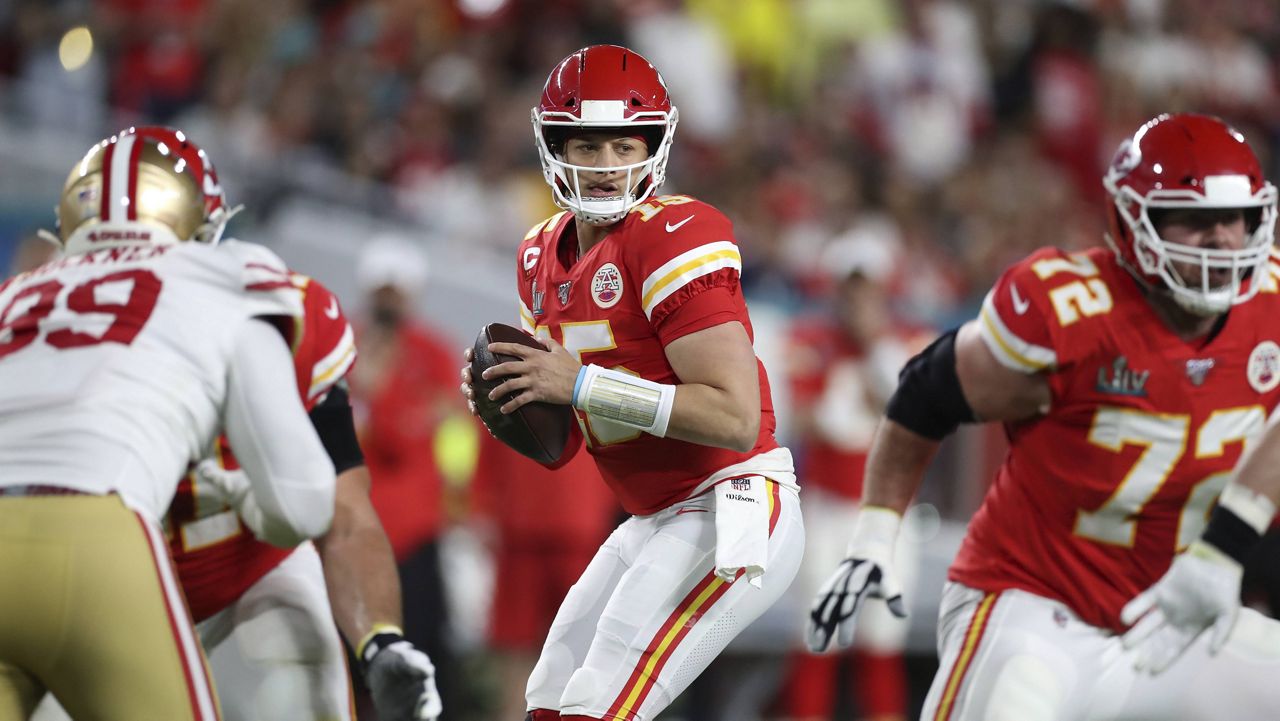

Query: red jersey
[[950, 246, 1280, 632], [788, 320, 920, 500], [471, 428, 616, 544], [516, 196, 780, 515], [167, 274, 355, 622], [354, 322, 457, 560]]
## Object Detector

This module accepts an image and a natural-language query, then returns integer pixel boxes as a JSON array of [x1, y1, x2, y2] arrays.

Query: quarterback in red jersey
[[460, 45, 803, 721], [807, 113, 1280, 720]]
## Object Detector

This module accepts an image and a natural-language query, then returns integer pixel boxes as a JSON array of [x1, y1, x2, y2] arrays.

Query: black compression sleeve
[[309, 382, 365, 474], [885, 329, 976, 440]]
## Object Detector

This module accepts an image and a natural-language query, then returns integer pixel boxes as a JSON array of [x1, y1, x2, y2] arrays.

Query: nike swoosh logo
[[666, 215, 695, 233], [675, 507, 708, 515], [1010, 283, 1030, 315], [324, 297, 340, 319]]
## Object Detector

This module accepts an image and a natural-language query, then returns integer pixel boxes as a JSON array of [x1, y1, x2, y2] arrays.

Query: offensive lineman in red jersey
[[808, 113, 1280, 720], [33, 127, 441, 721], [459, 45, 804, 721]]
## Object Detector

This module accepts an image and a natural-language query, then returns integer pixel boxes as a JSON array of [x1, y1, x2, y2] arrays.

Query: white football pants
[[525, 481, 804, 720], [923, 581, 1280, 721]]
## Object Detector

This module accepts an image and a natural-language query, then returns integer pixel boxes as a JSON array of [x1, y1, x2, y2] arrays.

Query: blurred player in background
[[30, 127, 441, 721], [460, 44, 805, 721], [349, 235, 465, 718], [778, 238, 926, 721], [808, 112, 1280, 720], [0, 127, 336, 719], [469, 432, 617, 719]]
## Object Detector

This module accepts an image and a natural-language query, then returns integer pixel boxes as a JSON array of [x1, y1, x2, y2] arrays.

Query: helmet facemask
[[533, 102, 678, 226], [1106, 175, 1278, 317]]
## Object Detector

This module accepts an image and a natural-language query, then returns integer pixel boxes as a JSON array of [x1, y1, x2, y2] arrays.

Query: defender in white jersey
[[32, 127, 442, 721], [0, 128, 336, 720]]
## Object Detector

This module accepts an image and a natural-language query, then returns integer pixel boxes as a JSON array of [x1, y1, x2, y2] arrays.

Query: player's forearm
[[315, 466, 404, 645], [860, 419, 940, 514], [226, 319, 336, 546], [1229, 413, 1280, 509], [664, 382, 760, 452]]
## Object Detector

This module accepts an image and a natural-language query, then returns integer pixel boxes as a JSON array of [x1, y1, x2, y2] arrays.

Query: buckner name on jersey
[[516, 195, 780, 515], [951, 245, 1280, 632]]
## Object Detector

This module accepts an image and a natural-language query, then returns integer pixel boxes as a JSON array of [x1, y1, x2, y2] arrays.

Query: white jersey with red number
[[516, 196, 781, 515], [168, 258, 356, 622], [950, 245, 1280, 632], [0, 240, 302, 522]]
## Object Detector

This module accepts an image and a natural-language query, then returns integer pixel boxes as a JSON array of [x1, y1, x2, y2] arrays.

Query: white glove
[[361, 632, 443, 721], [1120, 540, 1243, 675], [194, 459, 270, 542], [806, 506, 907, 653]]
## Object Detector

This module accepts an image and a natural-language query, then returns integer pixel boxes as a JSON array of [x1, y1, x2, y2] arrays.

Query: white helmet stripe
[[106, 133, 138, 222]]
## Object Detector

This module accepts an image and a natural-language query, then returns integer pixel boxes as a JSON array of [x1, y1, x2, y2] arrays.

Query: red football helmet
[[532, 45, 679, 225], [55, 126, 238, 255], [1103, 113, 1277, 315]]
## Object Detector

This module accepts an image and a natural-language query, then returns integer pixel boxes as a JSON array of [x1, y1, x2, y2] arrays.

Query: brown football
[[470, 322, 574, 464]]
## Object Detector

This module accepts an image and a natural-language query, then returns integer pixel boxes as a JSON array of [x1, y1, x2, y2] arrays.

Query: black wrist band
[[1202, 504, 1262, 565], [359, 631, 404, 672]]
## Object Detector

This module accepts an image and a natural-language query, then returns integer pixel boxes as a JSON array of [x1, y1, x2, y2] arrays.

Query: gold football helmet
[[54, 126, 235, 255]]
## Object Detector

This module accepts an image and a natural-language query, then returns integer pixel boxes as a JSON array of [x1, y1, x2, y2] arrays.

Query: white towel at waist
[[714, 475, 771, 589]]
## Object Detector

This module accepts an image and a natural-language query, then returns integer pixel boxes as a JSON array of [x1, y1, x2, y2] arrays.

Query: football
[[470, 322, 574, 464]]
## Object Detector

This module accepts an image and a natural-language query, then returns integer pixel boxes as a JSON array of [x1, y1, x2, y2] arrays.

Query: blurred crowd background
[[3, 0, 1280, 719]]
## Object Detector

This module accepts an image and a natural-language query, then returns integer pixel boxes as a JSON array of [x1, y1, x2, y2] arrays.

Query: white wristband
[[845, 505, 902, 559], [573, 364, 676, 437], [1219, 481, 1278, 535]]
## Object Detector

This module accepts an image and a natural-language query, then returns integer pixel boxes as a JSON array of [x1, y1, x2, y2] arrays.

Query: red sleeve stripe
[[133, 512, 221, 720], [605, 481, 785, 720], [932, 592, 1000, 721], [243, 262, 289, 274], [245, 281, 296, 291]]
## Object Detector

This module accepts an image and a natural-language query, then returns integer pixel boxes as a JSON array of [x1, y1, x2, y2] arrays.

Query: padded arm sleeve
[[224, 319, 336, 546]]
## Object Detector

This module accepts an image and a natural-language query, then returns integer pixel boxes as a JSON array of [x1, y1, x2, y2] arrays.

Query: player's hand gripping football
[[480, 337, 579, 412], [1120, 540, 1243, 674], [460, 346, 479, 417], [460, 337, 578, 413], [361, 631, 443, 721], [807, 506, 907, 652]]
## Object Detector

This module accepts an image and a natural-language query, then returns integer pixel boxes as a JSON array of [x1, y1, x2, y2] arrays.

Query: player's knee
[[984, 654, 1063, 721], [558, 667, 605, 712]]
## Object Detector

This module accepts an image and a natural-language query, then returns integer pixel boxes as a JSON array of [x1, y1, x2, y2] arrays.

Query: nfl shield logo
[[1185, 358, 1214, 386], [731, 478, 751, 492], [557, 281, 572, 306]]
